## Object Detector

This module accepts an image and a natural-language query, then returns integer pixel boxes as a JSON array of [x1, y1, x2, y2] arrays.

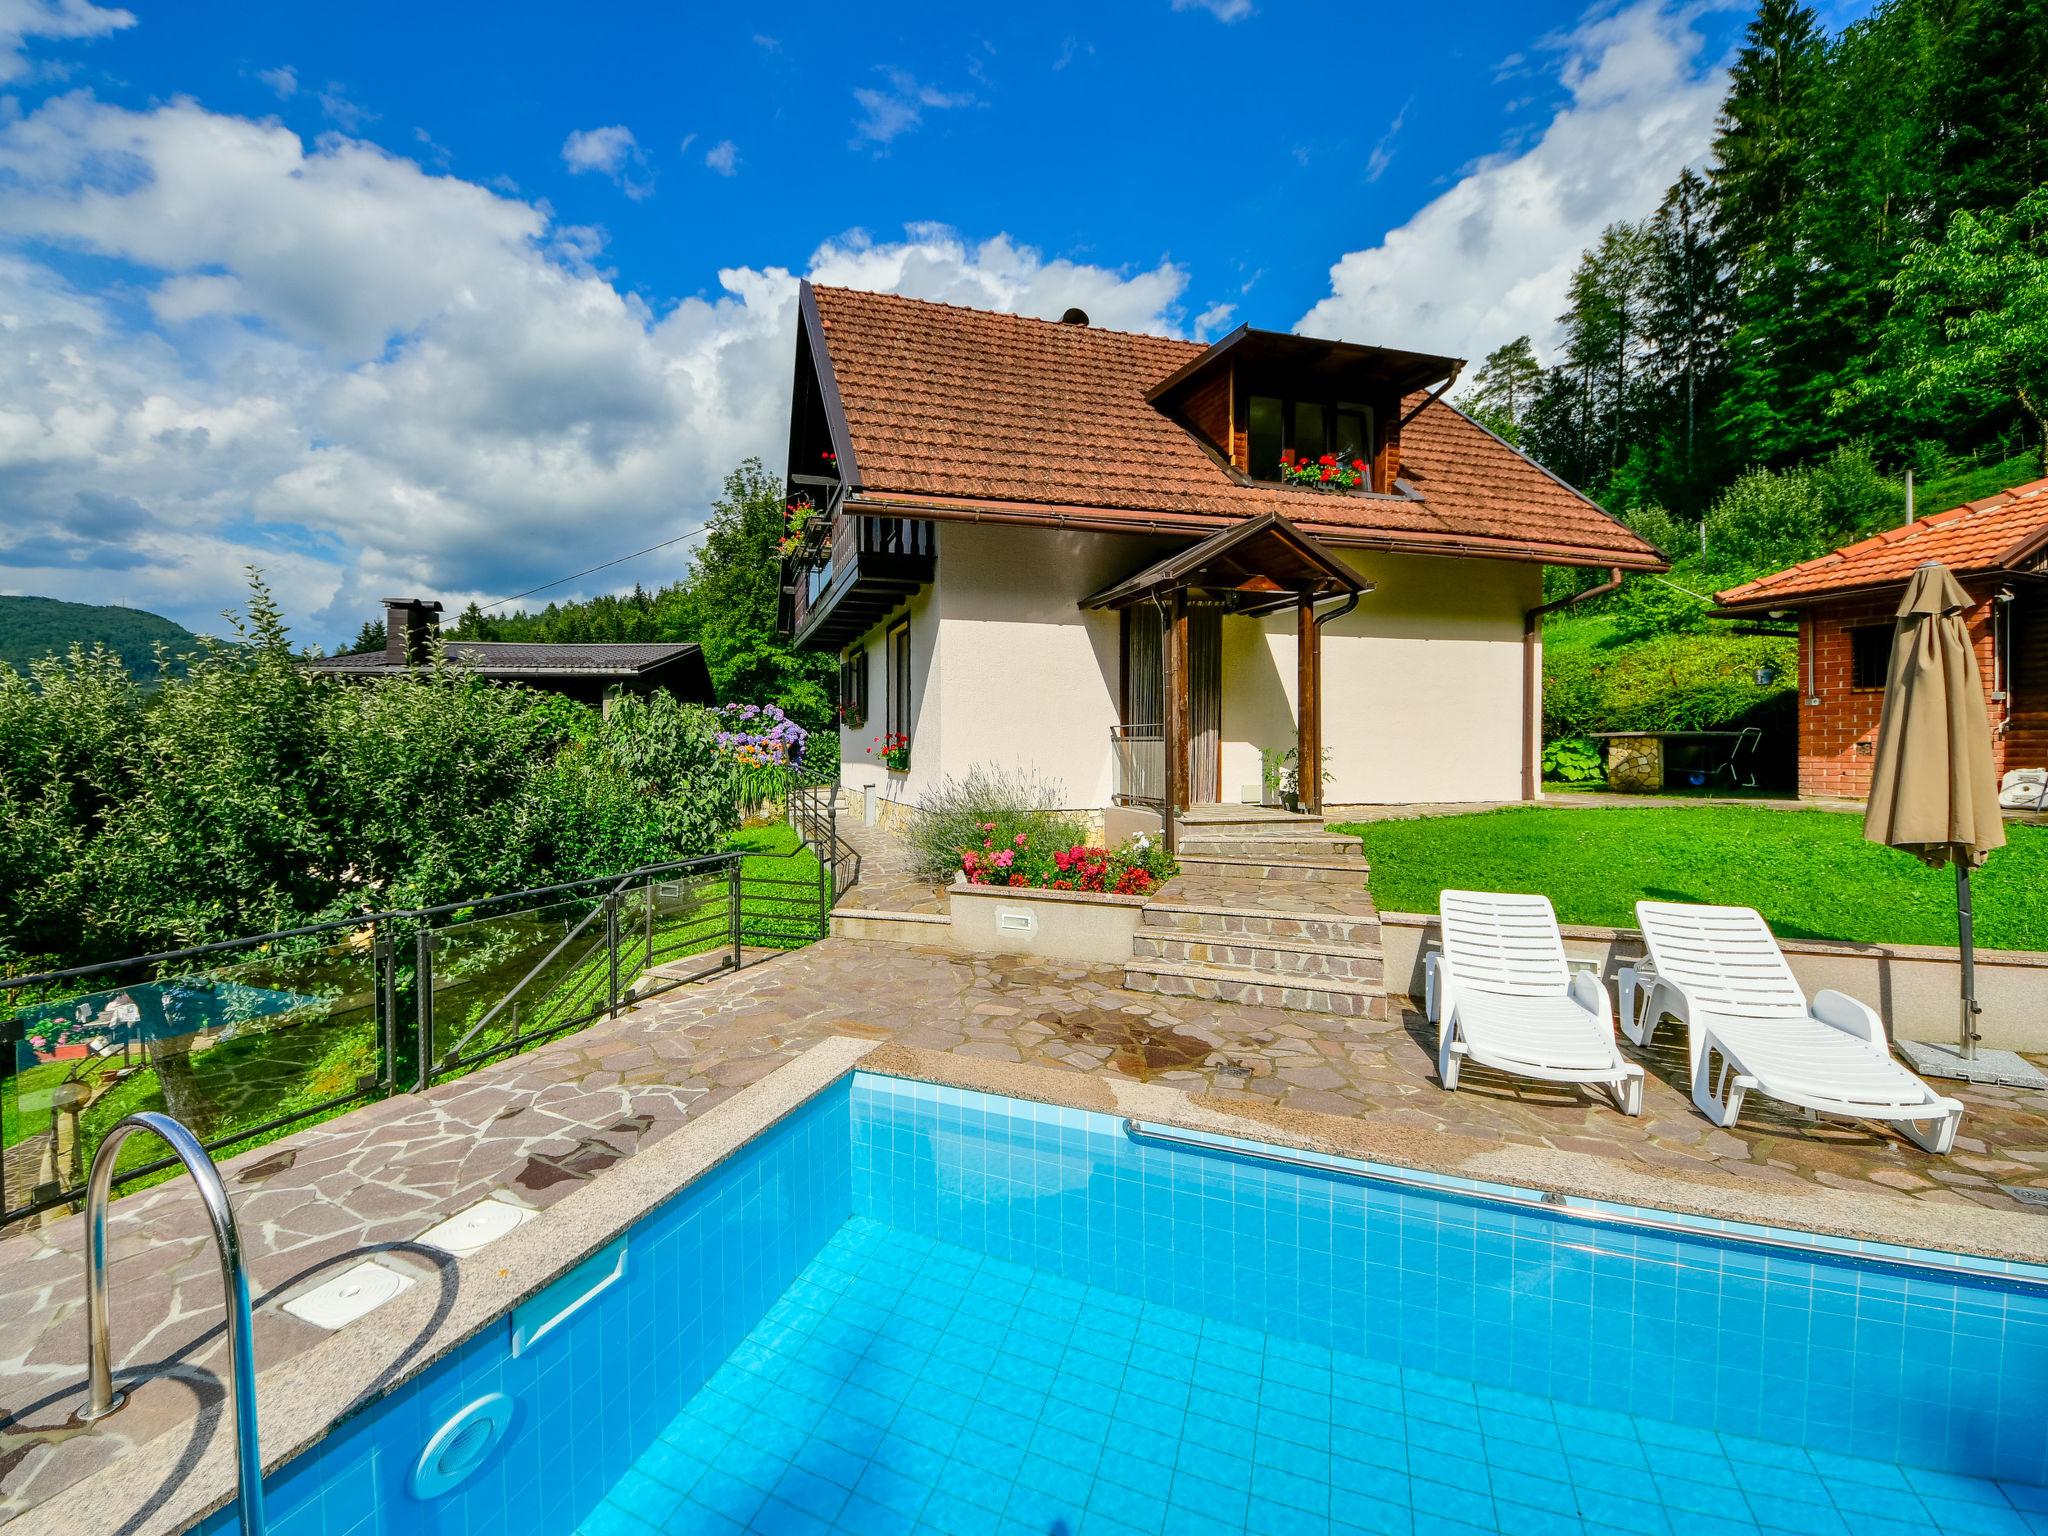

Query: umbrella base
[[1897, 1038, 2047, 1090]]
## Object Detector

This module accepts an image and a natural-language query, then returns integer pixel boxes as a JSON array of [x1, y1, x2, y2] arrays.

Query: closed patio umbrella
[[1863, 560, 2005, 1069]]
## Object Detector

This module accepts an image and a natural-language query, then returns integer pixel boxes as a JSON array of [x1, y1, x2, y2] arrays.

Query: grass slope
[[1337, 806, 2048, 951], [0, 595, 199, 677]]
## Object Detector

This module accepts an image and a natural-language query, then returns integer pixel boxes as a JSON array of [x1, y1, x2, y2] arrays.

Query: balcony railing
[[785, 482, 937, 641], [1111, 723, 1165, 807]]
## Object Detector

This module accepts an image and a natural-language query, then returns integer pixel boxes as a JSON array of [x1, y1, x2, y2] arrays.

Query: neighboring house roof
[[309, 640, 711, 679], [808, 285, 1664, 570], [1715, 478, 2048, 612]]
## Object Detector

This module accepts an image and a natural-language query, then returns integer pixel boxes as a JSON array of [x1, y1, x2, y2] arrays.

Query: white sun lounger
[[1431, 891, 1644, 1114], [1624, 901, 1965, 1155]]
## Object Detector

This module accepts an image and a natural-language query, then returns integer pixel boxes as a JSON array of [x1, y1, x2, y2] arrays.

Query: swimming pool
[[207, 1073, 2048, 1536]]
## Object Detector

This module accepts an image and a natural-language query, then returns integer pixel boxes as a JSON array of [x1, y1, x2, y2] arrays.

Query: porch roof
[[1079, 511, 1371, 616]]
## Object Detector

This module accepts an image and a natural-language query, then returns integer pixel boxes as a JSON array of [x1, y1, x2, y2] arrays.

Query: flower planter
[[946, 878, 1148, 964]]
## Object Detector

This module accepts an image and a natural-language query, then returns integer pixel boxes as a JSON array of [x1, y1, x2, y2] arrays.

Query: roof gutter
[[1522, 566, 1625, 800], [1395, 363, 1464, 430]]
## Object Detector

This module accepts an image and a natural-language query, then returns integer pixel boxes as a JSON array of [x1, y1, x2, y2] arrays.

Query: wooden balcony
[[781, 484, 936, 651]]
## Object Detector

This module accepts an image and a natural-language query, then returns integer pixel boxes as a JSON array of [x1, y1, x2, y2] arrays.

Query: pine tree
[[1457, 337, 1545, 442], [1644, 168, 1730, 511], [1710, 0, 1826, 466]]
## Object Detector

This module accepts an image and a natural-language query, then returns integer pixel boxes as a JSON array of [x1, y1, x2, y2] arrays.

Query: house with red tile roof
[[778, 284, 1665, 818], [1715, 479, 2048, 800]]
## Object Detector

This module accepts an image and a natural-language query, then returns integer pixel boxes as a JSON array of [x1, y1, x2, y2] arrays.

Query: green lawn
[[1334, 805, 2048, 951]]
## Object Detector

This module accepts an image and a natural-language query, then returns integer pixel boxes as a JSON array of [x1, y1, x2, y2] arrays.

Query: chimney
[[383, 598, 443, 665]]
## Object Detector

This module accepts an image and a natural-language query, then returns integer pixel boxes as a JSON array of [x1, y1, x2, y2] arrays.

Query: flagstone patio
[[2, 935, 2044, 1527]]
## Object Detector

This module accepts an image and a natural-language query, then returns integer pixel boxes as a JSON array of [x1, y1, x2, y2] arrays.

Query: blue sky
[[0, 0, 1774, 645]]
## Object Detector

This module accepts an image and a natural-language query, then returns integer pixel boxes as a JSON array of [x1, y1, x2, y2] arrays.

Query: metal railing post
[[413, 928, 433, 1092], [644, 875, 655, 970], [729, 858, 743, 972], [605, 890, 620, 1017], [374, 923, 397, 1094], [822, 791, 836, 933]]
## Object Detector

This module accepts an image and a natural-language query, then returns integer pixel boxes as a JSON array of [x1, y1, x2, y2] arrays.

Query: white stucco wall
[[1220, 551, 1540, 806], [836, 522, 1177, 812], [834, 527, 1538, 812], [837, 579, 940, 804]]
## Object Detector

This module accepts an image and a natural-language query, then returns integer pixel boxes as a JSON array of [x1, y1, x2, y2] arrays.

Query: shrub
[[0, 576, 745, 971], [906, 763, 1089, 881], [1544, 630, 1796, 739], [1703, 443, 1900, 575], [1541, 737, 1605, 785]]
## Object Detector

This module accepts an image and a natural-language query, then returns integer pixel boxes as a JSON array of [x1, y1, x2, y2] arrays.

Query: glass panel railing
[[1, 921, 389, 1219]]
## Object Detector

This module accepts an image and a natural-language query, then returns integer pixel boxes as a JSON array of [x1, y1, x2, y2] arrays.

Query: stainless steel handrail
[[77, 1112, 267, 1536]]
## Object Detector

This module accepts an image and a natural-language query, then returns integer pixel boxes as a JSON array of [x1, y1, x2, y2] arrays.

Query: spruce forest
[[1454, 0, 2048, 768]]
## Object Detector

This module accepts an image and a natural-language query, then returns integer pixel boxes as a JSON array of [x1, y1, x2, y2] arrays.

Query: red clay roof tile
[[1715, 478, 2048, 609], [810, 286, 1662, 569]]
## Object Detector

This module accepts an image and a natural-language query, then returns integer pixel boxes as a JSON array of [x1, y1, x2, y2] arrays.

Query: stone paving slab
[[1, 937, 2044, 1529], [832, 816, 949, 913]]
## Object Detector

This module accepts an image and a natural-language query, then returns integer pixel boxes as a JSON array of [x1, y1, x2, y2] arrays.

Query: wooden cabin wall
[[1179, 367, 1234, 463]]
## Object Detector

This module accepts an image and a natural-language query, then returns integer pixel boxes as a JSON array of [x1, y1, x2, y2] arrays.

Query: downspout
[[1522, 568, 1624, 800]]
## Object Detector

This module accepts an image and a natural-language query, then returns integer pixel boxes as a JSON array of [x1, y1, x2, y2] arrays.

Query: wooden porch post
[[1297, 594, 1322, 815], [1165, 592, 1191, 816]]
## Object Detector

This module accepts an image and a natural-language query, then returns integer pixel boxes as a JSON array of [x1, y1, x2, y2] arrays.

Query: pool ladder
[[76, 1111, 268, 1536]]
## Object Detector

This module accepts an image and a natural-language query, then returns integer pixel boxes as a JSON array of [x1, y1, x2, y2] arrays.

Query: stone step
[[1142, 902, 1381, 949], [1131, 931, 1383, 982], [1177, 832, 1362, 859], [1122, 958, 1385, 1018], [1174, 853, 1371, 886], [1176, 807, 1327, 827]]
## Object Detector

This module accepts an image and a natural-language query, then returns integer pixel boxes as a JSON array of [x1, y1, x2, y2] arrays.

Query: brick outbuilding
[[1716, 479, 2048, 801]]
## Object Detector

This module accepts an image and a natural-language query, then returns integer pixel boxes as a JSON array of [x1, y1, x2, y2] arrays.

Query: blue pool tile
[[535, 1085, 2048, 1536]]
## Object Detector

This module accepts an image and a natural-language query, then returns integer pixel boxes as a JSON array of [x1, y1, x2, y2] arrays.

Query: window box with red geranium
[[1280, 453, 1369, 492], [777, 497, 832, 569], [869, 731, 910, 772]]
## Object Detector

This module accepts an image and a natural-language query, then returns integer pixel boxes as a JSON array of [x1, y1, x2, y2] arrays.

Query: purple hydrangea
[[714, 703, 808, 769]]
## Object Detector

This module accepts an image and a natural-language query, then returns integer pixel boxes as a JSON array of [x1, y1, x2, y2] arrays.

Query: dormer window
[[1247, 396, 1376, 485], [1145, 327, 1461, 502]]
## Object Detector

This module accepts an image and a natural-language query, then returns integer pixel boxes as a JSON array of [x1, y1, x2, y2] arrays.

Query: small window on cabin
[[1850, 625, 1893, 689], [1248, 395, 1284, 481]]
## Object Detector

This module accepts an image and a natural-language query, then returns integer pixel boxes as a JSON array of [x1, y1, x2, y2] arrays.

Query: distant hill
[[0, 596, 201, 678]]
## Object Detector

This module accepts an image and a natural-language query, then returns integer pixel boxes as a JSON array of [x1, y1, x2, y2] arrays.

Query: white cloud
[[257, 64, 297, 99], [1193, 302, 1235, 339], [1365, 100, 1409, 184], [315, 81, 373, 132], [850, 69, 977, 148], [703, 138, 738, 176], [1296, 0, 1723, 361], [561, 123, 651, 198], [1171, 0, 1253, 20], [0, 95, 1186, 642], [0, 0, 132, 82]]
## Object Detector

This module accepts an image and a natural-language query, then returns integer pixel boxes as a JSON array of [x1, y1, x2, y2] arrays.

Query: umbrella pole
[[1956, 855, 1980, 1061]]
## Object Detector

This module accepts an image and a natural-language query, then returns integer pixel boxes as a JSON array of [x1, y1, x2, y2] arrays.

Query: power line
[[479, 522, 711, 612]]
